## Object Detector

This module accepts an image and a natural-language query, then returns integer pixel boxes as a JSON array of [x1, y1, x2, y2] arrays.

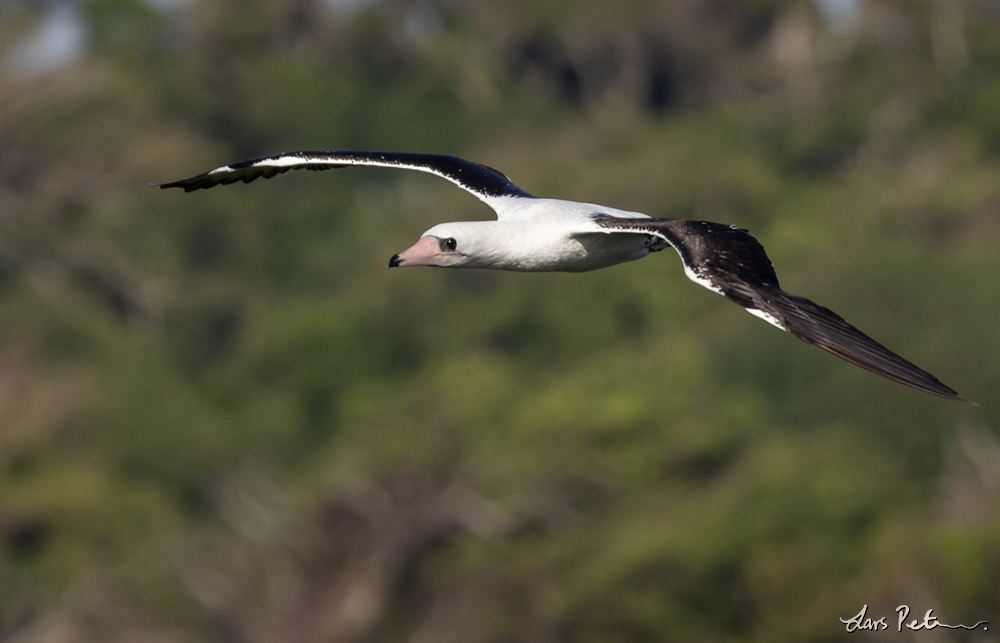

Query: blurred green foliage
[[1, 0, 999, 641]]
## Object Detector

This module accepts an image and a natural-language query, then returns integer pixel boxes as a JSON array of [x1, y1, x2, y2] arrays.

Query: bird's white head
[[388, 222, 493, 269]]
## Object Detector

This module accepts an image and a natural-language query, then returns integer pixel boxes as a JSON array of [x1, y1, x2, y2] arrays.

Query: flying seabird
[[159, 150, 973, 404]]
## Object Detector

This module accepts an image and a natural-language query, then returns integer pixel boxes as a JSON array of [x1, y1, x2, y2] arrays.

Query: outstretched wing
[[594, 217, 973, 404], [156, 150, 534, 216]]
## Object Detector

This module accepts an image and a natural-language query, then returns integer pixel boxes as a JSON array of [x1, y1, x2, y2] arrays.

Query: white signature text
[[840, 605, 988, 633]]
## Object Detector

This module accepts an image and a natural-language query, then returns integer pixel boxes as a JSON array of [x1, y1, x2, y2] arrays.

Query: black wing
[[156, 150, 534, 209], [595, 217, 973, 404]]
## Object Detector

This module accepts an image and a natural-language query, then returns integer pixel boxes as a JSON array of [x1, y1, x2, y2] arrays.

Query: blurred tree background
[[0, 0, 999, 640]]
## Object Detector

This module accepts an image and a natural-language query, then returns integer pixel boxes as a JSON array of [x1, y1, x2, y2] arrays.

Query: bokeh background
[[1, 0, 999, 641]]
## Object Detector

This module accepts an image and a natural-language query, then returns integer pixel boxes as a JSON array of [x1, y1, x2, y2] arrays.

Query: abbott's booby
[[159, 150, 972, 403]]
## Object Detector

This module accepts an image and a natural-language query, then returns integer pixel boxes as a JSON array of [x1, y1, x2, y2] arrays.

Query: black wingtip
[[807, 336, 973, 405], [155, 174, 219, 192], [744, 289, 973, 405], [936, 383, 977, 406], [956, 396, 979, 407]]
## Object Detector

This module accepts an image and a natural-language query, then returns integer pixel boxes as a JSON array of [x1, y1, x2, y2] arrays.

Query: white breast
[[475, 200, 655, 272]]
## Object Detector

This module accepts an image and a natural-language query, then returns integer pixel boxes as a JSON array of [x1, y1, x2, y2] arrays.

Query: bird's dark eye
[[441, 237, 457, 251]]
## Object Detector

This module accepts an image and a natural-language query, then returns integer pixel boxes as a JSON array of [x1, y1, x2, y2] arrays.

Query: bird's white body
[[423, 198, 657, 272]]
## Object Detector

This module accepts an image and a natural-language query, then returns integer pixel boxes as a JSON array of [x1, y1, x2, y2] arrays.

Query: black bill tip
[[388, 253, 402, 268]]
